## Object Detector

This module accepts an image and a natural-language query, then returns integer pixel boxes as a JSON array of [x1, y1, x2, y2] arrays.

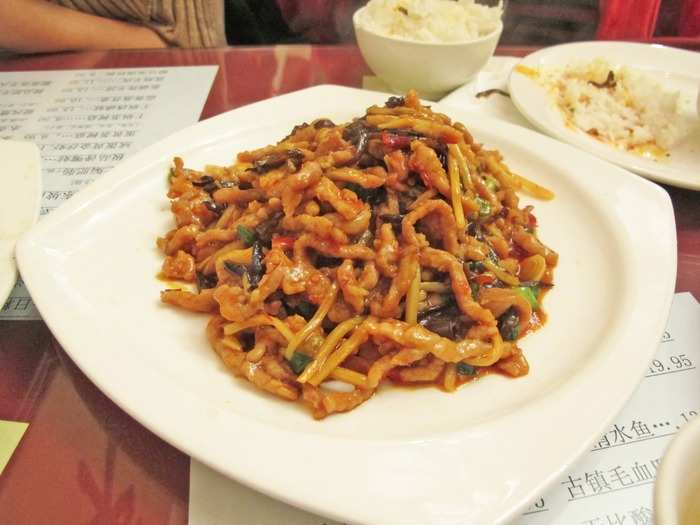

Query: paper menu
[[188, 292, 699, 525], [515, 292, 699, 525], [0, 65, 218, 320]]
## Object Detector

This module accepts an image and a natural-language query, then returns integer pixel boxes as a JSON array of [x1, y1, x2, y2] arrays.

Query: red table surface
[[0, 45, 698, 525]]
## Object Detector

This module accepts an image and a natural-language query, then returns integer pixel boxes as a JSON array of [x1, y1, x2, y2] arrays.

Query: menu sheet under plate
[[189, 293, 699, 525], [0, 65, 218, 320]]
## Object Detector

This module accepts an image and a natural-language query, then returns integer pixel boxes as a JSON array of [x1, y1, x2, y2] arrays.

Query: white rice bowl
[[355, 0, 503, 43]]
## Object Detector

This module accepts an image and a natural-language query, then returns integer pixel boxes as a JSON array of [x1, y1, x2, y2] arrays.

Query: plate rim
[[508, 40, 700, 191], [16, 84, 678, 525]]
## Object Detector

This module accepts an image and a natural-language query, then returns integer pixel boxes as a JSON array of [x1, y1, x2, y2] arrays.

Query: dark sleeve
[[500, 0, 599, 45], [224, 0, 307, 44], [276, 0, 366, 43]]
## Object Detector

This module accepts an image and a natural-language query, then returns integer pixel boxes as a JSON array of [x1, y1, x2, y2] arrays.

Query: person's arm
[[0, 0, 167, 53]]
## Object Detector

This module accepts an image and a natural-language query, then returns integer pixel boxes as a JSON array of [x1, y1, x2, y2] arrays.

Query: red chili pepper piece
[[271, 235, 296, 250], [474, 273, 496, 285], [381, 131, 412, 149]]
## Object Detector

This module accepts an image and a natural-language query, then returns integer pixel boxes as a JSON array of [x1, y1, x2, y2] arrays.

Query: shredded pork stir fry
[[158, 91, 557, 419]]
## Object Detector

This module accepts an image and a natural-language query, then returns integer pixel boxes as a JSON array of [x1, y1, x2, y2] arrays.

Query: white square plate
[[17, 86, 676, 525]]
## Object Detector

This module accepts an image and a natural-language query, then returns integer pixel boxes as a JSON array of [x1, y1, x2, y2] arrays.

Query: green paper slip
[[0, 420, 29, 475]]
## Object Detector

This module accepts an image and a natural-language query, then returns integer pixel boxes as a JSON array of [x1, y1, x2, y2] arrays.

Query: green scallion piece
[[475, 197, 491, 217], [457, 362, 477, 376], [236, 224, 256, 246], [515, 285, 539, 309], [469, 281, 479, 300], [467, 260, 485, 273], [484, 176, 499, 193], [502, 324, 519, 341], [289, 352, 313, 374], [296, 300, 317, 320]]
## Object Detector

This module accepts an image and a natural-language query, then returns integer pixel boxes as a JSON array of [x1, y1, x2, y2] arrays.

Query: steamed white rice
[[531, 59, 694, 156], [357, 0, 503, 43]]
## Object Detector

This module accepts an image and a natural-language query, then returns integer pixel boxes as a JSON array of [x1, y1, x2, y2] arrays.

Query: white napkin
[[189, 461, 344, 525]]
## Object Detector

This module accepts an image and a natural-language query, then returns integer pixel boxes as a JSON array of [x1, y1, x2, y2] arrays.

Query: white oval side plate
[[509, 41, 700, 190], [16, 85, 676, 525], [0, 140, 42, 305]]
